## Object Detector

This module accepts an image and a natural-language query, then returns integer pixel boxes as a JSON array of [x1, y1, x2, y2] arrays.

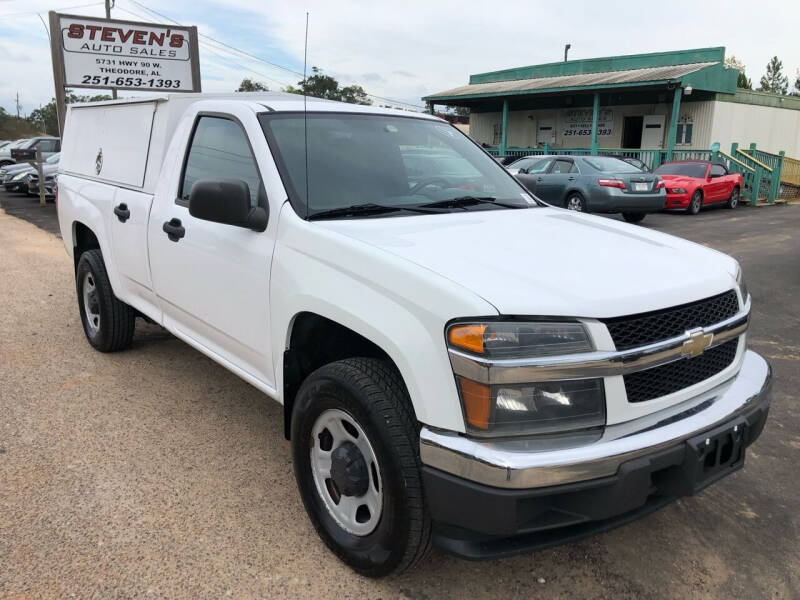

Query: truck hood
[[317, 207, 738, 318]]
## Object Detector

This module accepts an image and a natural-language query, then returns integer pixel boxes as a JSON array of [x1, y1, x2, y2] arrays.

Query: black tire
[[622, 212, 646, 224], [687, 190, 702, 215], [726, 186, 740, 209], [291, 358, 431, 577], [76, 249, 136, 352], [565, 192, 586, 212]]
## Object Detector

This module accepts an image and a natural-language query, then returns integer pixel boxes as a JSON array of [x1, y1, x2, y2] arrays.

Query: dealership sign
[[50, 13, 200, 92], [563, 109, 613, 137]]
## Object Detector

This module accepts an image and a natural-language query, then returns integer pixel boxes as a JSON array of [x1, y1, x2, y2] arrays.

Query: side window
[[180, 116, 263, 207], [526, 158, 553, 174], [569, 162, 580, 174], [551, 159, 573, 174], [709, 164, 726, 178], [36, 139, 58, 153]]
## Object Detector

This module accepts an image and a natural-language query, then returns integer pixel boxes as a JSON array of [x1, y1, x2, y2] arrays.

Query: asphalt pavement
[[1, 192, 798, 599]]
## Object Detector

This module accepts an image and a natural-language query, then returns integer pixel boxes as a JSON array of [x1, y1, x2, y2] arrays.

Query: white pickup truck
[[57, 93, 770, 577]]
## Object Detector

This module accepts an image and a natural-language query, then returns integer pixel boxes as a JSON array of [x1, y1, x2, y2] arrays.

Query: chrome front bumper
[[420, 349, 771, 489]]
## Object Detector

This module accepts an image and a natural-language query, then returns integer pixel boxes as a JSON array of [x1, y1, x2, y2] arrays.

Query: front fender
[[270, 204, 497, 432]]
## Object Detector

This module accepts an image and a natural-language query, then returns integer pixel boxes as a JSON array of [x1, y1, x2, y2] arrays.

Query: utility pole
[[105, 0, 117, 99], [15, 92, 21, 117]]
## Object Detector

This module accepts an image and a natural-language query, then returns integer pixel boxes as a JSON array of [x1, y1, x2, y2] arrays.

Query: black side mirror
[[517, 167, 528, 174], [189, 179, 267, 232]]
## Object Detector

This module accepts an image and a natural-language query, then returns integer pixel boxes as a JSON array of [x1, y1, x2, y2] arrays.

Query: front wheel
[[622, 212, 646, 224], [291, 358, 431, 577], [565, 192, 586, 212], [687, 190, 702, 215], [726, 186, 740, 209]]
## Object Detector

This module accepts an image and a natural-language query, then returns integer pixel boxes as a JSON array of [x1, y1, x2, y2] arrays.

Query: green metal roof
[[424, 47, 738, 103]]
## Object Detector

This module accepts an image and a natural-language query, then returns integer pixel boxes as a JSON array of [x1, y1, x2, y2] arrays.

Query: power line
[[113, 5, 297, 90], [127, 0, 305, 79], [122, 0, 424, 109], [0, 1, 103, 17]]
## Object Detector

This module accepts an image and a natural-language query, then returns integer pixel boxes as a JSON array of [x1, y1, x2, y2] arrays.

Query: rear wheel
[[565, 192, 586, 212], [726, 186, 740, 209], [687, 190, 702, 215], [291, 358, 431, 577], [76, 249, 136, 352], [622, 212, 646, 224]]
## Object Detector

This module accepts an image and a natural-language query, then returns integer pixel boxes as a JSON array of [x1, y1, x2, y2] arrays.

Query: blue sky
[[1, 0, 799, 119]]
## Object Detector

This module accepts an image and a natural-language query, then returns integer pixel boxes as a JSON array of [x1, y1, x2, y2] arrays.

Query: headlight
[[670, 187, 686, 194], [447, 321, 604, 437], [447, 321, 593, 358], [736, 266, 749, 303], [12, 172, 29, 181], [457, 376, 605, 437]]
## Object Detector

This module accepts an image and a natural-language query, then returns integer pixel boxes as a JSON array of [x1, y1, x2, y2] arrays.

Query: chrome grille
[[624, 339, 739, 403], [603, 290, 739, 351]]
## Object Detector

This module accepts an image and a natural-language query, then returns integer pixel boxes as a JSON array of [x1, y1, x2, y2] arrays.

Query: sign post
[[48, 11, 201, 135], [10, 147, 47, 206]]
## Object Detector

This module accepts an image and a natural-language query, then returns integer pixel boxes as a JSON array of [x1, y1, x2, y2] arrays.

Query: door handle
[[113, 203, 130, 223], [536, 177, 544, 182], [567, 176, 576, 181], [162, 218, 185, 242]]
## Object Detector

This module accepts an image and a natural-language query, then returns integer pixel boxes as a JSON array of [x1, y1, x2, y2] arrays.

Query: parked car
[[26, 153, 61, 198], [492, 154, 522, 166], [0, 136, 60, 167], [56, 93, 768, 577], [513, 154, 665, 223], [0, 139, 30, 167], [654, 161, 743, 215], [3, 167, 35, 193], [0, 160, 37, 183], [606, 154, 650, 172]]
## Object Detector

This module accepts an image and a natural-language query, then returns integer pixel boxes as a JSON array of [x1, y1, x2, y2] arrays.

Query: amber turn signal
[[448, 324, 487, 354], [458, 377, 491, 430]]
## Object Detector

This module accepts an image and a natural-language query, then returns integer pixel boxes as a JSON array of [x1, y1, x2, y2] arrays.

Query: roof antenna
[[303, 11, 310, 218]]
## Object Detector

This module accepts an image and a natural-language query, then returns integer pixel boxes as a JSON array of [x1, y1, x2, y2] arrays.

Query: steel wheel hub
[[310, 409, 383, 536], [567, 196, 583, 211], [82, 271, 100, 334]]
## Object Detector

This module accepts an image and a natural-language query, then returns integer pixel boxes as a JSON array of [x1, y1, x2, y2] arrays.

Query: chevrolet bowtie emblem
[[681, 329, 714, 358]]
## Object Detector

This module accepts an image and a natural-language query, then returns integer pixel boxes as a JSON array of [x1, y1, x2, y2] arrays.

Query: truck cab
[[56, 93, 770, 577]]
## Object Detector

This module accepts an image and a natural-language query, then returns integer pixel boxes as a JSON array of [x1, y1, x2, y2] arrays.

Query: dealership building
[[424, 47, 800, 164]]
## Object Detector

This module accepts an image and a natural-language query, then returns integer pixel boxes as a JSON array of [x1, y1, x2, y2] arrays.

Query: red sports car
[[654, 161, 743, 215]]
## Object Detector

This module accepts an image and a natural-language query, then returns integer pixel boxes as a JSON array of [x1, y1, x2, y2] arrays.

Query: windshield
[[582, 156, 642, 173], [259, 113, 535, 218], [654, 163, 708, 178]]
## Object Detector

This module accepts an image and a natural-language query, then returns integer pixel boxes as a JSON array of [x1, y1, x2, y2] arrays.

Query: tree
[[725, 55, 752, 90], [758, 56, 789, 95], [793, 70, 800, 97], [284, 67, 371, 105], [236, 78, 269, 92], [26, 91, 112, 136]]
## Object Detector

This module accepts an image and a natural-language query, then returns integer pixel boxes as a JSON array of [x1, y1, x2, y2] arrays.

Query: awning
[[424, 62, 717, 102]]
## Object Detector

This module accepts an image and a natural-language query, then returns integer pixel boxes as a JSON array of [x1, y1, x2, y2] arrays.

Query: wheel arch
[[281, 311, 403, 440], [72, 220, 101, 273]]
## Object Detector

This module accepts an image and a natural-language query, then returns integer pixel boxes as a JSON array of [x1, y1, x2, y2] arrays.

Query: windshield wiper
[[307, 202, 439, 220], [417, 196, 526, 210]]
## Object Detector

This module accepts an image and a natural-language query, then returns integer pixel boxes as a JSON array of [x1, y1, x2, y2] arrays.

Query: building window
[[676, 116, 694, 146], [684, 124, 693, 145]]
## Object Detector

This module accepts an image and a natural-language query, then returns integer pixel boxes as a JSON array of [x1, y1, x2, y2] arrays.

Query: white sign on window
[[55, 14, 200, 92], [563, 109, 613, 137]]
